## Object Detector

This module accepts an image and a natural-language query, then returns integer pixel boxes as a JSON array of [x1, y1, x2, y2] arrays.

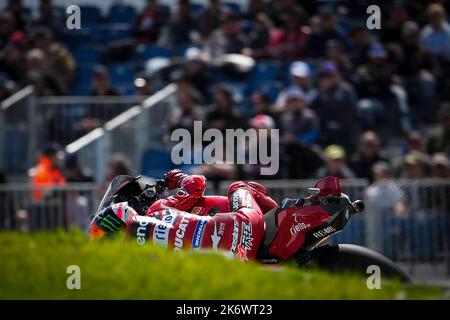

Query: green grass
[[0, 231, 444, 299]]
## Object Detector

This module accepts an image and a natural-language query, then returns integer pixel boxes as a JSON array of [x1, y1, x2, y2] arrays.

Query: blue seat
[[140, 45, 172, 60], [80, 6, 101, 25], [107, 5, 136, 24], [108, 63, 135, 83], [74, 47, 101, 64], [102, 28, 132, 42], [249, 62, 280, 89], [141, 149, 174, 179]]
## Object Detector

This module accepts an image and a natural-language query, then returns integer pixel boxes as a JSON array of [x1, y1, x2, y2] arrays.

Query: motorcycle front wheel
[[310, 243, 412, 283]]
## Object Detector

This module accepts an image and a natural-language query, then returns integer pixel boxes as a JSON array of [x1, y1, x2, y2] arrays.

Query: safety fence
[[0, 86, 148, 174], [64, 84, 177, 182], [0, 178, 449, 278]]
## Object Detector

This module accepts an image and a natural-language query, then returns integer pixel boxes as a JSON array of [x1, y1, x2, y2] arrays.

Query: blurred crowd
[[0, 0, 450, 187]]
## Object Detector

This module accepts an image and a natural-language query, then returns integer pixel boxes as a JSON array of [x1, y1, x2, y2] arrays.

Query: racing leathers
[[90, 180, 271, 262]]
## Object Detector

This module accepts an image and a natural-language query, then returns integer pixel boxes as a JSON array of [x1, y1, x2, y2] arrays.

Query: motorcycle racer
[[90, 180, 271, 262], [148, 169, 278, 216]]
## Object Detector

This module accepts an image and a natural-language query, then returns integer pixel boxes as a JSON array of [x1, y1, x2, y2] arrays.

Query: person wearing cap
[[310, 60, 358, 152], [420, 3, 450, 61], [31, 143, 66, 201], [279, 87, 319, 145], [431, 153, 450, 178], [275, 60, 316, 111], [425, 103, 450, 155], [313, 144, 355, 179]]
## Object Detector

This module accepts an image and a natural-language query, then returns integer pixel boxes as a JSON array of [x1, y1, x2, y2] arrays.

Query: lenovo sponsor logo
[[153, 213, 176, 247], [174, 216, 190, 251], [136, 219, 151, 246]]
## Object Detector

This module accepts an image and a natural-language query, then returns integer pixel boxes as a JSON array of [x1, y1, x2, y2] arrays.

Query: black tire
[[311, 243, 412, 283]]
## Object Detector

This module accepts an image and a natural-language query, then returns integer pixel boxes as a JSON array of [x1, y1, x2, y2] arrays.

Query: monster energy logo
[[99, 214, 122, 233]]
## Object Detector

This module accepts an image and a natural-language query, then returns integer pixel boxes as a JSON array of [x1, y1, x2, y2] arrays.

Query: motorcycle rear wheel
[[310, 243, 412, 283]]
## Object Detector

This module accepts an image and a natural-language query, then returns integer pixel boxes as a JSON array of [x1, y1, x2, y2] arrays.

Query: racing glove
[[90, 203, 137, 239], [164, 169, 186, 190]]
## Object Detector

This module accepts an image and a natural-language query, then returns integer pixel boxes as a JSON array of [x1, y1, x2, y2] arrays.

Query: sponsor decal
[[241, 222, 253, 251], [153, 213, 176, 247], [191, 207, 204, 215], [235, 244, 249, 262], [230, 220, 240, 253], [290, 222, 311, 235], [312, 225, 337, 239], [136, 219, 151, 246], [174, 216, 190, 251], [192, 218, 208, 249], [231, 189, 251, 211], [210, 222, 223, 251]]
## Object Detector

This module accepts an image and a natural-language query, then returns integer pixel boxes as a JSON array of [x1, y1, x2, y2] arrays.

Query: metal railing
[[65, 84, 177, 183], [0, 86, 149, 174], [0, 183, 98, 232]]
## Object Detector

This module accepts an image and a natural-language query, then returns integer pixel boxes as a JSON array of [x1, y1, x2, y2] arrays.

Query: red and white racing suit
[[148, 174, 230, 216], [125, 181, 268, 261]]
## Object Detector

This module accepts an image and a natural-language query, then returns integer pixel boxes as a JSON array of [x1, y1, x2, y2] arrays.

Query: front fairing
[[96, 175, 137, 214]]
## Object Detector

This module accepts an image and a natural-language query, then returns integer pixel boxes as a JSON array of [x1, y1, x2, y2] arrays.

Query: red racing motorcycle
[[94, 175, 412, 282]]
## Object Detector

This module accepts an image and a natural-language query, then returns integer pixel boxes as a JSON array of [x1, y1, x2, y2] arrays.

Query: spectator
[[0, 12, 16, 50], [25, 48, 62, 95], [241, 114, 279, 179], [420, 3, 450, 62], [397, 20, 436, 124], [400, 150, 429, 179], [205, 84, 247, 132], [30, 27, 76, 93], [240, 13, 271, 59], [250, 92, 278, 123], [64, 155, 94, 183], [166, 87, 204, 137], [380, 2, 410, 46], [365, 161, 406, 252], [133, 0, 167, 44], [425, 103, 450, 155], [305, 6, 347, 58], [32, 0, 65, 35], [89, 65, 120, 97], [198, 0, 228, 39], [275, 60, 316, 111], [105, 154, 132, 182], [160, 0, 199, 46], [310, 61, 359, 151], [134, 74, 154, 96], [31, 143, 66, 202], [348, 26, 372, 68], [430, 152, 450, 178], [325, 39, 353, 82], [4, 0, 29, 31], [0, 31, 27, 82], [267, 11, 309, 59], [279, 87, 319, 145], [313, 144, 355, 179], [205, 13, 246, 57], [350, 131, 388, 182]]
